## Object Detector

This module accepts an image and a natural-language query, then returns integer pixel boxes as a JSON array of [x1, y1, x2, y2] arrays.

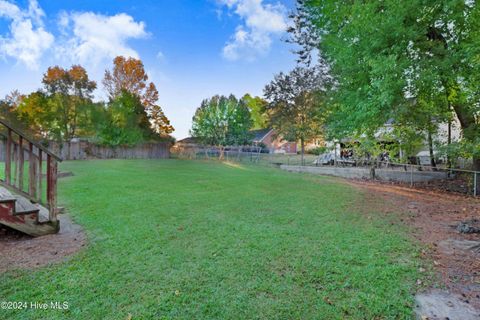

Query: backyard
[[0, 159, 423, 319]]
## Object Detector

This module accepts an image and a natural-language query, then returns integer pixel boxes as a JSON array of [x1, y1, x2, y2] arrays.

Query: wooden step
[[0, 186, 40, 215], [0, 186, 58, 236], [13, 196, 40, 216], [0, 187, 15, 203], [0, 215, 59, 237]]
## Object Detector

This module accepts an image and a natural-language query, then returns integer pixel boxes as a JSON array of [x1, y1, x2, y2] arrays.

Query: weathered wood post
[[38, 150, 42, 203], [47, 155, 58, 222], [18, 136, 24, 192], [28, 142, 37, 198], [5, 128, 12, 184], [12, 142, 18, 187]]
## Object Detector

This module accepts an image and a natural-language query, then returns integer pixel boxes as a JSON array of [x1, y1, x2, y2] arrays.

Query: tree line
[[289, 0, 480, 170], [0, 56, 174, 147], [190, 60, 333, 163], [192, 0, 480, 171], [190, 94, 269, 152]]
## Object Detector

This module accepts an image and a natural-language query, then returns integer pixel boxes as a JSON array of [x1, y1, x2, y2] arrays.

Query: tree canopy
[[16, 65, 97, 141], [4, 56, 174, 145], [103, 56, 158, 105], [264, 65, 331, 161], [241, 94, 268, 130], [103, 56, 174, 136], [96, 90, 155, 146], [292, 0, 480, 168], [191, 95, 253, 148]]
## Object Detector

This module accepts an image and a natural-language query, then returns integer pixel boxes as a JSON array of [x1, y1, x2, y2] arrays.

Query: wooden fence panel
[[46, 141, 170, 160]]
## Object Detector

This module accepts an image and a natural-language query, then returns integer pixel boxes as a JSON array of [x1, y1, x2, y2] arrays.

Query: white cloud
[[219, 0, 287, 61], [57, 10, 70, 32], [0, 0, 54, 69], [58, 12, 148, 66], [0, 1, 152, 79], [0, 1, 21, 19], [26, 0, 45, 26]]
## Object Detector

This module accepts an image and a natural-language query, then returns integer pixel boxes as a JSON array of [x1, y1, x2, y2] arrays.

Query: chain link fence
[[172, 146, 480, 197]]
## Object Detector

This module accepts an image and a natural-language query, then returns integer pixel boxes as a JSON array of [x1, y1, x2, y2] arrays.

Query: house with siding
[[251, 128, 297, 154]]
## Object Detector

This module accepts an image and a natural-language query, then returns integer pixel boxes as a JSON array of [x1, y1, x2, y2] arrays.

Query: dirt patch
[[415, 174, 474, 195], [346, 179, 480, 316], [0, 214, 86, 273]]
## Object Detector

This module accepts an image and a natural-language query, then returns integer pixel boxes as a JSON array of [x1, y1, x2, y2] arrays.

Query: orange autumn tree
[[17, 65, 97, 141], [103, 56, 174, 136]]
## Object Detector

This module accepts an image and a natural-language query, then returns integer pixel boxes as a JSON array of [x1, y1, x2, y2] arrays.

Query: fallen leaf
[[323, 297, 333, 305]]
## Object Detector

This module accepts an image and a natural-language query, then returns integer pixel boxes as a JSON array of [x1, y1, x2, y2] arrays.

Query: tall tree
[[241, 94, 268, 129], [149, 104, 174, 136], [16, 91, 52, 138], [264, 66, 330, 163], [294, 0, 480, 172], [16, 65, 96, 141], [103, 56, 158, 104], [97, 91, 152, 146], [44, 65, 96, 140], [191, 95, 253, 158], [103, 56, 174, 135]]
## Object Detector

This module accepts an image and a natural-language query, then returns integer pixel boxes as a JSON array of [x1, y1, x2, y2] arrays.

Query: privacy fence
[[0, 139, 171, 161], [173, 146, 480, 197]]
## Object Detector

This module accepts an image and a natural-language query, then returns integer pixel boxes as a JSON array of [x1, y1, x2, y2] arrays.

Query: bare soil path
[[348, 179, 480, 319], [0, 214, 86, 273]]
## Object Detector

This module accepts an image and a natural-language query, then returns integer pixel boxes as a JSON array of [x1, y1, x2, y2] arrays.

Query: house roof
[[177, 137, 200, 144], [250, 128, 273, 142]]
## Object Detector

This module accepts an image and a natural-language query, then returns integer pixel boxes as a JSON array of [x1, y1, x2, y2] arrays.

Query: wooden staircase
[[0, 119, 62, 236]]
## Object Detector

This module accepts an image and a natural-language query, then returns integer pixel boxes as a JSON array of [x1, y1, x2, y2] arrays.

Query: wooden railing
[[0, 119, 62, 222]]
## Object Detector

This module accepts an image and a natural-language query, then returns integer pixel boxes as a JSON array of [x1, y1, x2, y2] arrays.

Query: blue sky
[[0, 0, 297, 138]]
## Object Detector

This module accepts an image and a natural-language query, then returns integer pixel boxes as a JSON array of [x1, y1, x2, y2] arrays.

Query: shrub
[[307, 146, 327, 155]]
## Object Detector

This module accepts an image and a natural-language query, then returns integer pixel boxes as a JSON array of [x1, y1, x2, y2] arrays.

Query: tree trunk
[[300, 138, 305, 166], [427, 130, 437, 170], [219, 146, 224, 161]]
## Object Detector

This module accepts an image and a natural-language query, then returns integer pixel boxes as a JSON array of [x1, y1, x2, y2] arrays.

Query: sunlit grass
[[0, 159, 422, 319]]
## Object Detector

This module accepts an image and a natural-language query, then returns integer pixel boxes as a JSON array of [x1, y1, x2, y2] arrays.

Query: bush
[[307, 146, 327, 155]]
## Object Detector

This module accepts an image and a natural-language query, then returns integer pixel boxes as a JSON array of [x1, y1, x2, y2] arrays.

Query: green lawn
[[0, 160, 422, 319]]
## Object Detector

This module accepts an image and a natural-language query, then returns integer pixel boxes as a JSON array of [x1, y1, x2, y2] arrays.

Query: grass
[[0, 160, 422, 319], [188, 152, 319, 167]]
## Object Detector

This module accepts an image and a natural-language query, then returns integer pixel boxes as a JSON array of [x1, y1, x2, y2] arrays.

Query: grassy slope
[[0, 160, 421, 319]]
